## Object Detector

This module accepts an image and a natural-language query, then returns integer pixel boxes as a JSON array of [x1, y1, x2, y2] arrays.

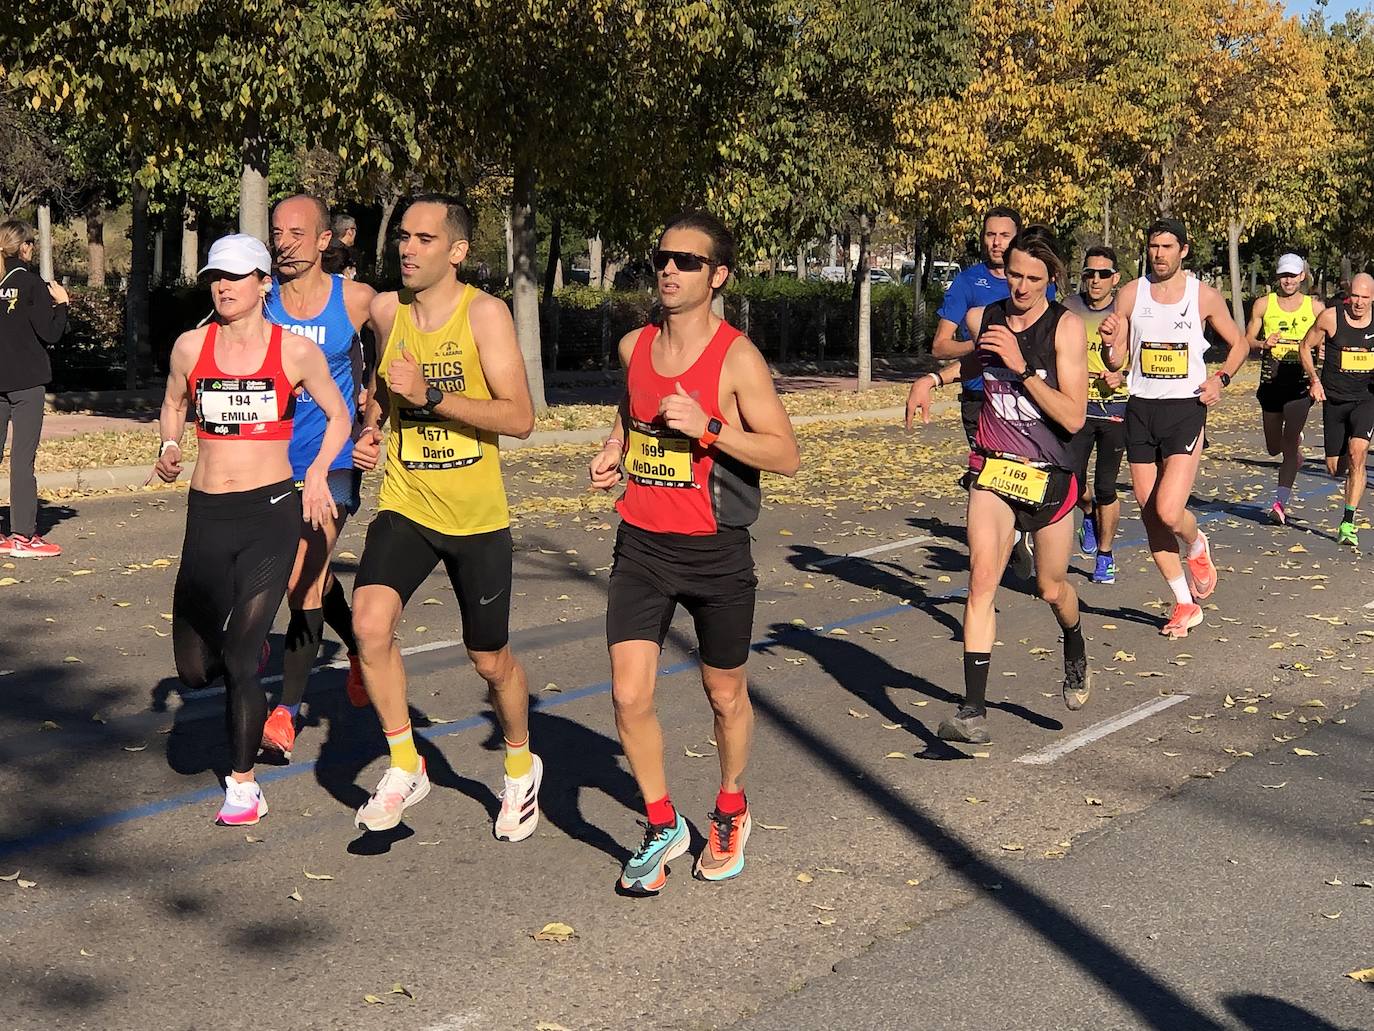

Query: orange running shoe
[[345, 654, 369, 707], [1184, 531, 1217, 600], [693, 806, 752, 882], [1161, 602, 1204, 639], [260, 705, 296, 760]]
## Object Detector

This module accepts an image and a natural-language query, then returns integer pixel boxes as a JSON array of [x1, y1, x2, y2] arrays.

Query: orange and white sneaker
[[0, 535, 12, 556], [693, 805, 752, 882], [8, 534, 61, 558], [345, 654, 369, 707], [1183, 532, 1217, 599], [1161, 602, 1204, 639], [260, 705, 296, 760]]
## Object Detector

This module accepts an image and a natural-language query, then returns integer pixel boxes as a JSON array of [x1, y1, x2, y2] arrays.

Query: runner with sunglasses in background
[[589, 210, 799, 894], [1062, 246, 1125, 583], [1247, 253, 1322, 525]]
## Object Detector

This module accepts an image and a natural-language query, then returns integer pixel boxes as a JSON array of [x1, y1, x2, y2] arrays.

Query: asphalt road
[[1, 401, 1372, 1030]]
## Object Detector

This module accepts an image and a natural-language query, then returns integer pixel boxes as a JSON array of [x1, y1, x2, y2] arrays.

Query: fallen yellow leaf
[[533, 922, 576, 942]]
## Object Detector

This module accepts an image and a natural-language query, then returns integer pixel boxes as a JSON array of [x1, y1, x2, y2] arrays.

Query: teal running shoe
[[619, 812, 690, 895]]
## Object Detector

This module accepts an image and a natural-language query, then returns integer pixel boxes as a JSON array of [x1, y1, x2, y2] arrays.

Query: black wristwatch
[[423, 385, 443, 410], [1018, 364, 1038, 382], [1217, 372, 1232, 388]]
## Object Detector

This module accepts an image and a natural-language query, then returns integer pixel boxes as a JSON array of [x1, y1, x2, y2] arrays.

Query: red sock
[[645, 795, 676, 827], [715, 788, 747, 816]]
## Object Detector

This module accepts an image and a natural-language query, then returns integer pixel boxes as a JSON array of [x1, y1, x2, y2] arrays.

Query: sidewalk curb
[[3, 400, 945, 501]]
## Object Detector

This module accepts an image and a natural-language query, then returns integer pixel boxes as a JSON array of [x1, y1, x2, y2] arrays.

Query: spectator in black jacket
[[0, 220, 68, 558]]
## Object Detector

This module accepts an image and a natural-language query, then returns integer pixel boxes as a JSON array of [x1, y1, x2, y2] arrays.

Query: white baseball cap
[[198, 233, 272, 277], [1276, 253, 1305, 277]]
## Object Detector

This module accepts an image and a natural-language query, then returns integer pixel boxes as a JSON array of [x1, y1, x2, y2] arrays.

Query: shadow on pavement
[[1225, 992, 1368, 1031]]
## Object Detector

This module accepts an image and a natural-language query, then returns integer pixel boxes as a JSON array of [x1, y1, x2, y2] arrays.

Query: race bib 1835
[[1341, 348, 1374, 372]]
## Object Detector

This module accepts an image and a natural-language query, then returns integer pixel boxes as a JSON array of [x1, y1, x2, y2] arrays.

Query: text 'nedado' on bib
[[976, 457, 1049, 505], [197, 379, 279, 434], [1140, 343, 1189, 380], [1341, 348, 1374, 372], [397, 412, 482, 471], [626, 421, 694, 488]]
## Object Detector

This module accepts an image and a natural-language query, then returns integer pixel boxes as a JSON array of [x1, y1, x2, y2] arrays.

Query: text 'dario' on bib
[[626, 426, 694, 488], [976, 457, 1049, 505], [399, 416, 482, 471], [1140, 343, 1189, 379]]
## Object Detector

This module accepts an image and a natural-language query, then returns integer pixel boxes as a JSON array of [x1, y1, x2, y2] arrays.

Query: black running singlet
[[1320, 306, 1374, 403]]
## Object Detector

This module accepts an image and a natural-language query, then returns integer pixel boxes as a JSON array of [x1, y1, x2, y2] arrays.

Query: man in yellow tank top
[[1247, 253, 1323, 525], [349, 195, 544, 842]]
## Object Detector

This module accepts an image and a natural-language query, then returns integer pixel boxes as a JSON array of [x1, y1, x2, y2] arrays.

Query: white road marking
[[1013, 694, 1192, 766], [814, 535, 935, 568]]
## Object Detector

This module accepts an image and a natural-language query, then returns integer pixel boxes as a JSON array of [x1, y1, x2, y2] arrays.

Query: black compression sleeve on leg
[[1062, 621, 1086, 665], [963, 651, 991, 714], [280, 607, 325, 709], [321, 576, 358, 655]]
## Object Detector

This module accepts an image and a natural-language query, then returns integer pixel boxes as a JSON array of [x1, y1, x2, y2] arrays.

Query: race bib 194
[[196, 378, 278, 434], [976, 457, 1049, 505], [626, 424, 694, 488], [1140, 343, 1188, 379]]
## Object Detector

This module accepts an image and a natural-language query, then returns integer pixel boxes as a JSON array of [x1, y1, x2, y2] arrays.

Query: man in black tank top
[[936, 227, 1092, 746], [1300, 273, 1374, 546]]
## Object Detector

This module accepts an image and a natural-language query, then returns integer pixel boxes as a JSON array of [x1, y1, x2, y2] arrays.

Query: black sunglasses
[[1080, 268, 1116, 280], [652, 249, 717, 273]]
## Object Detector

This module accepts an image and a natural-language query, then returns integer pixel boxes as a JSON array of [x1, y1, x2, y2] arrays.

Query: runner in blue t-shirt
[[258, 194, 377, 760]]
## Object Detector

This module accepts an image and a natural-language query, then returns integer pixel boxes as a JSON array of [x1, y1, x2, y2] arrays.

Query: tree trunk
[[1227, 218, 1244, 327], [511, 152, 547, 413], [795, 244, 805, 281], [1248, 261, 1257, 298], [910, 217, 925, 348], [374, 189, 400, 277], [841, 227, 853, 282], [1341, 254, 1354, 287], [588, 233, 603, 289], [239, 128, 270, 241], [86, 195, 107, 288], [1102, 191, 1112, 247], [543, 215, 561, 303], [36, 203, 54, 282], [829, 235, 839, 267], [603, 257, 623, 290], [504, 214, 515, 283], [180, 201, 200, 282], [125, 175, 152, 389], [857, 214, 872, 390], [152, 228, 164, 286]]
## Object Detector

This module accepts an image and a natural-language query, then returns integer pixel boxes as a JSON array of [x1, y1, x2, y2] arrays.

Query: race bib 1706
[[1140, 343, 1189, 379]]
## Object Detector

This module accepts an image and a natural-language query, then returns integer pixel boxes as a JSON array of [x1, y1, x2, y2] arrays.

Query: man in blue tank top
[[260, 194, 377, 760]]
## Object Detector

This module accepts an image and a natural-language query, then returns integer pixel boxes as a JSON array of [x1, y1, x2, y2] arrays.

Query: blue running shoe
[[619, 812, 690, 895], [1092, 553, 1116, 584], [1079, 513, 1098, 557]]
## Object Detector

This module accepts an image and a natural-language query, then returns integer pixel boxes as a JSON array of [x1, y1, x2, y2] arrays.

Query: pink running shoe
[[9, 534, 61, 558], [215, 779, 268, 826]]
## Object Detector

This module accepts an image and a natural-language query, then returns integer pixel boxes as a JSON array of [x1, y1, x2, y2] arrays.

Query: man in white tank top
[[1099, 218, 1248, 639]]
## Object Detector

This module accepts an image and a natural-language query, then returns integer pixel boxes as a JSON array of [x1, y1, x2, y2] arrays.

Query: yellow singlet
[[376, 285, 508, 536], [1261, 292, 1316, 364]]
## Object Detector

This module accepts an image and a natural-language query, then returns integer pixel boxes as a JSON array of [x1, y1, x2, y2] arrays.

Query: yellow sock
[[504, 736, 532, 779], [384, 722, 421, 774]]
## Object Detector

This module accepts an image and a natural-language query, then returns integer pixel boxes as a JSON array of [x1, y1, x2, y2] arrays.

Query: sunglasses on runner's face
[[652, 249, 717, 273], [1080, 268, 1116, 280]]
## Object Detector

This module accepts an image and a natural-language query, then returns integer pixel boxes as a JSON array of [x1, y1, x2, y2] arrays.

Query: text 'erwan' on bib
[[397, 407, 482, 471], [626, 418, 695, 488], [196, 378, 279, 435], [1139, 342, 1189, 380], [1341, 348, 1374, 372], [976, 456, 1049, 505]]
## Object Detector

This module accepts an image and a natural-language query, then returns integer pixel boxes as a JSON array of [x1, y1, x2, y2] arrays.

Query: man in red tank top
[[588, 211, 799, 894]]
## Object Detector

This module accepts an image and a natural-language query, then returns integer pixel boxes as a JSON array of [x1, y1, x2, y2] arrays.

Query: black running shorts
[[1126, 397, 1207, 465], [1322, 397, 1374, 458], [1256, 365, 1313, 414], [354, 510, 513, 652], [1077, 416, 1127, 507], [606, 521, 757, 670], [969, 458, 1080, 534], [960, 391, 983, 447]]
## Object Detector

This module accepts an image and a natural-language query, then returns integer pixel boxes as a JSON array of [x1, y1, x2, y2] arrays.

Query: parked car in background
[[901, 260, 962, 292], [868, 267, 896, 284], [819, 265, 846, 282]]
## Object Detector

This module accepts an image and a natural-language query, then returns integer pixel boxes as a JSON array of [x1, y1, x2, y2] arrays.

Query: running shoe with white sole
[[619, 812, 690, 895], [355, 761, 431, 832], [494, 753, 543, 842], [1183, 531, 1217, 599], [694, 806, 751, 882], [216, 778, 268, 826], [1161, 602, 1204, 639], [8, 534, 61, 558], [1063, 657, 1092, 711], [1092, 553, 1117, 584], [0, 535, 12, 556]]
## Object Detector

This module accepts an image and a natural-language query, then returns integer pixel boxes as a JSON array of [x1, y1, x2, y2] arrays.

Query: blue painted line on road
[[0, 467, 1345, 860]]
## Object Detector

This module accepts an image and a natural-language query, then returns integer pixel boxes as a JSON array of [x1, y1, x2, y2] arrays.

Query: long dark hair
[[1006, 225, 1065, 283]]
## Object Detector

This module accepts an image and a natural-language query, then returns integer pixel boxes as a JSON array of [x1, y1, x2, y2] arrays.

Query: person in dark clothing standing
[[0, 220, 68, 558]]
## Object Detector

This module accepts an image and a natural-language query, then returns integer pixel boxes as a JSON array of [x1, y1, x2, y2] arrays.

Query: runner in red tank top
[[588, 211, 799, 894], [148, 233, 350, 828]]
